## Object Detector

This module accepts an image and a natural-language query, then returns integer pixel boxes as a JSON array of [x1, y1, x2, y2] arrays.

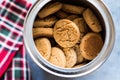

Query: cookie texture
[[66, 15, 79, 21], [83, 8, 102, 32], [33, 16, 57, 27], [73, 18, 88, 34], [33, 2, 104, 68], [49, 47, 66, 68], [54, 19, 80, 48], [62, 4, 85, 14], [56, 10, 68, 19], [73, 45, 84, 64], [73, 18, 89, 42], [63, 48, 77, 68], [35, 38, 51, 60], [80, 33, 103, 60], [38, 2, 63, 18], [33, 28, 53, 38]]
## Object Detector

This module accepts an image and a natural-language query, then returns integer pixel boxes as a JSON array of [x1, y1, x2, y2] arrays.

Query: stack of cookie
[[33, 1, 104, 68]]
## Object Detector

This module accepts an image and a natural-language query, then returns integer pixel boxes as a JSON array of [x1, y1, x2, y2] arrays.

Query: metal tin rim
[[23, 0, 115, 78]]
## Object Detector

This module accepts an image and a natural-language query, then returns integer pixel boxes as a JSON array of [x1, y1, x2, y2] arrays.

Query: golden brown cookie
[[73, 45, 84, 64], [73, 18, 89, 42], [73, 18, 88, 34], [33, 16, 57, 27], [33, 28, 53, 38], [80, 33, 103, 60], [62, 4, 85, 14], [35, 38, 51, 60], [38, 2, 63, 18], [63, 48, 77, 68], [49, 47, 66, 68], [66, 15, 79, 21], [83, 8, 102, 32], [54, 19, 80, 48], [56, 10, 68, 19]]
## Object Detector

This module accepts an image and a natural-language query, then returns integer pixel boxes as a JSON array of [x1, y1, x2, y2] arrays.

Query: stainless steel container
[[23, 0, 115, 78]]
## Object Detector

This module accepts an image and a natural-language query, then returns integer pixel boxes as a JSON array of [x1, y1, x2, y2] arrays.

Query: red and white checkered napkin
[[0, 0, 32, 79]]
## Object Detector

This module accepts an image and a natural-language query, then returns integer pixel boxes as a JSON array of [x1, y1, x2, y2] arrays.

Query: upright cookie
[[63, 48, 77, 68], [73, 45, 84, 64], [33, 28, 53, 38], [56, 10, 68, 19], [38, 2, 63, 18], [80, 33, 103, 60], [73, 18, 89, 42], [66, 15, 79, 21], [49, 47, 66, 68], [54, 19, 80, 48], [73, 18, 88, 34], [62, 4, 85, 14], [35, 38, 51, 60], [83, 8, 102, 32], [33, 16, 58, 27]]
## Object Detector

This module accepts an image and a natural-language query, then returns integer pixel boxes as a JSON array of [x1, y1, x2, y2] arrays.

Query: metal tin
[[23, 0, 115, 78]]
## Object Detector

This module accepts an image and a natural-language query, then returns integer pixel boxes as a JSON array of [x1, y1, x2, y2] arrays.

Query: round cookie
[[35, 38, 51, 60], [38, 2, 63, 18], [54, 19, 80, 48], [83, 8, 102, 32], [49, 47, 66, 68], [63, 48, 77, 68], [80, 33, 103, 60]]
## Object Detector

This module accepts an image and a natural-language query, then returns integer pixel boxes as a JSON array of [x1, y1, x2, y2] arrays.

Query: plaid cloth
[[0, 0, 32, 79]]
